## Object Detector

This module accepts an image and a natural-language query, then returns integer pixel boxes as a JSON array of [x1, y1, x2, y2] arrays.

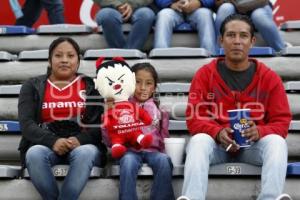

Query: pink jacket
[[102, 97, 170, 153]]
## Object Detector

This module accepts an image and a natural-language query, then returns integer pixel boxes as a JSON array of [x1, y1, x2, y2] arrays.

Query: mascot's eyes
[[120, 80, 124, 83], [105, 77, 115, 86]]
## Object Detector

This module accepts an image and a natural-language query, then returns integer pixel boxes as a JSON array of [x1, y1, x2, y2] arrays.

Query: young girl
[[119, 62, 175, 200]]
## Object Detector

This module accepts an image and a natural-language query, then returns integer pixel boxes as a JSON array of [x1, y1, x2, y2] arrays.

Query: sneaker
[[285, 42, 293, 48], [275, 193, 292, 200], [177, 196, 190, 200]]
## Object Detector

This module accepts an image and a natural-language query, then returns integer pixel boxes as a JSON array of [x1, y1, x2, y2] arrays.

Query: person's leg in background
[[15, 0, 43, 27], [126, 7, 155, 50], [119, 151, 143, 200], [214, 3, 236, 49], [145, 151, 175, 200], [237, 134, 288, 200], [187, 7, 217, 55], [154, 8, 185, 48], [59, 144, 101, 200], [250, 5, 285, 52], [41, 0, 64, 24], [95, 8, 127, 48]]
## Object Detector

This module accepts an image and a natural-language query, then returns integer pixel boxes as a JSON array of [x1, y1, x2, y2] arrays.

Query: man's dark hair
[[220, 14, 255, 37]]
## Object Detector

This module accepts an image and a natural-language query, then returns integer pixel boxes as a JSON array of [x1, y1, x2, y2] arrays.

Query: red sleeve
[[186, 69, 223, 139], [257, 74, 292, 138], [138, 107, 152, 126]]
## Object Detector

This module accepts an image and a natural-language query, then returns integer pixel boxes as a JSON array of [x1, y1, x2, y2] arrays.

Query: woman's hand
[[52, 138, 72, 155], [67, 136, 81, 150]]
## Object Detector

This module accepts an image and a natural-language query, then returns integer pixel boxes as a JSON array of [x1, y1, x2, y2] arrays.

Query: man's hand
[[171, 1, 185, 12], [52, 138, 72, 156], [217, 128, 240, 152], [67, 136, 81, 150], [241, 120, 260, 142], [118, 3, 133, 22], [181, 0, 201, 14]]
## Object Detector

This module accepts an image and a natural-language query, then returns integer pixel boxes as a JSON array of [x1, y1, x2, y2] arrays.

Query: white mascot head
[[94, 57, 136, 102]]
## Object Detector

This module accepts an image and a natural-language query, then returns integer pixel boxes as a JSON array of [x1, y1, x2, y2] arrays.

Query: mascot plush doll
[[94, 57, 153, 159]]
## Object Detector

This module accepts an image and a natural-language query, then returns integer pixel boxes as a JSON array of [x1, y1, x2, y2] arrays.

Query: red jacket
[[186, 58, 292, 140]]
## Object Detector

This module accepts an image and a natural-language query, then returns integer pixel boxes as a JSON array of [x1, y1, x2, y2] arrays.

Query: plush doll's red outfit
[[103, 101, 153, 158]]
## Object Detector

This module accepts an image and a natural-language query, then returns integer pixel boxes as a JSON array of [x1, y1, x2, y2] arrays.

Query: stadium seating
[[218, 47, 276, 57], [0, 21, 300, 199], [0, 25, 35, 35]]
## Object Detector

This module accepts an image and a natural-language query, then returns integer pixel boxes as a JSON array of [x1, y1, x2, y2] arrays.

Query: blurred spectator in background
[[93, 0, 155, 50], [154, 0, 217, 55], [215, 1, 285, 52], [15, 0, 64, 27]]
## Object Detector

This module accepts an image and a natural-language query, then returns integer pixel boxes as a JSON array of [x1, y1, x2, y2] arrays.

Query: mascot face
[[94, 59, 136, 102]]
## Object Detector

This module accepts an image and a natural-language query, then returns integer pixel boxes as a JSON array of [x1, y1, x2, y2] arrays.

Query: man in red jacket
[[181, 14, 292, 200]]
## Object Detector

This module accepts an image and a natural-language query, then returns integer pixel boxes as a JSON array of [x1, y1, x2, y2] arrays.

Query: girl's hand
[[105, 98, 115, 111]]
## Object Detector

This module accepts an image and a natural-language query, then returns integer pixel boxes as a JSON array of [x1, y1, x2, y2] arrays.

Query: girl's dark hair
[[47, 37, 81, 75], [131, 62, 160, 107], [220, 14, 255, 38]]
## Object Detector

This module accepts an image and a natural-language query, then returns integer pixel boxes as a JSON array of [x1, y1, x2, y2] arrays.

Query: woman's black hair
[[47, 37, 81, 75], [131, 62, 160, 107]]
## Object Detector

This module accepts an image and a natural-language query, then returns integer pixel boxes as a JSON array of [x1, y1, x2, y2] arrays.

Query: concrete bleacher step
[[282, 46, 300, 56], [0, 178, 299, 200], [18, 50, 48, 61], [219, 47, 275, 57], [285, 81, 300, 92], [158, 82, 190, 93], [37, 24, 93, 34], [0, 85, 21, 96], [0, 165, 20, 178], [0, 120, 299, 162], [281, 20, 300, 30], [0, 81, 298, 96], [0, 31, 299, 53], [149, 48, 210, 58], [98, 23, 132, 33], [0, 91, 299, 120], [23, 165, 104, 178], [0, 26, 35, 35], [109, 163, 261, 177], [2, 56, 300, 83], [84, 49, 146, 59], [0, 52, 16, 61]]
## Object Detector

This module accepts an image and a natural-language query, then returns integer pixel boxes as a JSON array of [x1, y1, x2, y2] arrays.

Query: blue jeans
[[154, 8, 217, 55], [26, 144, 101, 200], [95, 7, 155, 50], [215, 3, 285, 51], [182, 134, 287, 200], [15, 0, 64, 27], [119, 150, 175, 200]]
